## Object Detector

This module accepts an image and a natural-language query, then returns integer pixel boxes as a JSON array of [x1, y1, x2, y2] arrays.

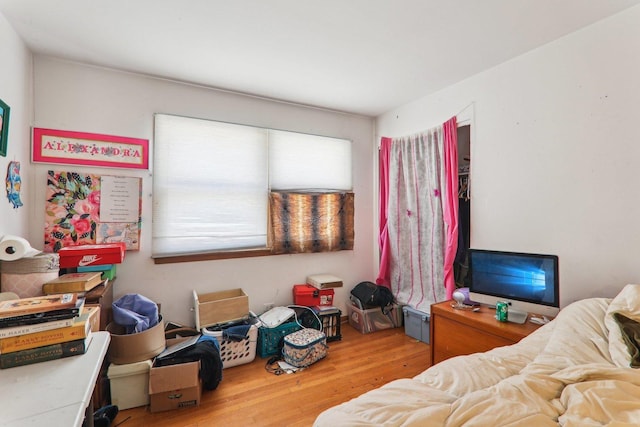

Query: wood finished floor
[[112, 322, 430, 427]]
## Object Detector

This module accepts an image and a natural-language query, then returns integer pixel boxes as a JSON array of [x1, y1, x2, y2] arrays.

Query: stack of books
[[0, 293, 96, 369]]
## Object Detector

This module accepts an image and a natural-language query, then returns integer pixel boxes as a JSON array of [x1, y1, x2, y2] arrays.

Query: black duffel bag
[[350, 281, 396, 314]]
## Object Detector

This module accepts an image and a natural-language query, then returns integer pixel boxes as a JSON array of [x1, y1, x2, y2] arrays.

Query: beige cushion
[[0, 291, 19, 302]]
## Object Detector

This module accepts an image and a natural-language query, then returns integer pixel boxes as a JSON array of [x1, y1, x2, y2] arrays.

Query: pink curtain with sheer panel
[[376, 117, 458, 310]]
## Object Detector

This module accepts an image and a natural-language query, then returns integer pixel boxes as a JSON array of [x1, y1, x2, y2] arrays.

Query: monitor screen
[[468, 249, 559, 308]]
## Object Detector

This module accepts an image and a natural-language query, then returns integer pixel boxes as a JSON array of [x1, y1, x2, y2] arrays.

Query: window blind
[[153, 114, 352, 258], [153, 114, 268, 256]]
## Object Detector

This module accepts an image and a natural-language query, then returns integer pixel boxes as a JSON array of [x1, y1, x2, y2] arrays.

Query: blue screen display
[[469, 250, 559, 306]]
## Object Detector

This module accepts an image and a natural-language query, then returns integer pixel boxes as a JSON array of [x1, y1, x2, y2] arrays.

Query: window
[[152, 114, 352, 261]]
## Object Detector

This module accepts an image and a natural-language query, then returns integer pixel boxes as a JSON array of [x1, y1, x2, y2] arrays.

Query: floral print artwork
[[44, 170, 141, 252], [44, 170, 101, 252]]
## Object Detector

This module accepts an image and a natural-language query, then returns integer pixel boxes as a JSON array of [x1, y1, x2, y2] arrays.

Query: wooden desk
[[0, 331, 110, 427], [429, 300, 543, 366]]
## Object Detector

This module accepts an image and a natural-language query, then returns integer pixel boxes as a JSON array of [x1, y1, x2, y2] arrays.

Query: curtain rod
[[377, 101, 475, 147]]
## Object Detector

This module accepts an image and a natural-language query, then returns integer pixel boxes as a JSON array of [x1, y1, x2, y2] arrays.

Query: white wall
[[0, 13, 32, 238], [377, 5, 640, 306], [30, 57, 375, 326]]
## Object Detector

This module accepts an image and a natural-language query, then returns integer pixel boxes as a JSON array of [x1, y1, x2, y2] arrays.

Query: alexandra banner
[[32, 127, 149, 169]]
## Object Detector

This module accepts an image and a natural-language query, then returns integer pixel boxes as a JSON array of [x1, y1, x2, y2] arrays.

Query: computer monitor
[[468, 249, 560, 319]]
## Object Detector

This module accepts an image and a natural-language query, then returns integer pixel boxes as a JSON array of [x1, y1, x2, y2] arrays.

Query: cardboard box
[[0, 253, 59, 298], [107, 316, 165, 364], [149, 360, 201, 412], [85, 305, 101, 333], [78, 264, 117, 281], [293, 284, 334, 306], [403, 306, 430, 344], [58, 243, 126, 268], [107, 359, 152, 410], [347, 303, 402, 334], [192, 289, 249, 329]]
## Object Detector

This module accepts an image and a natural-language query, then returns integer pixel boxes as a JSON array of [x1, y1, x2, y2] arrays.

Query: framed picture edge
[[0, 98, 10, 157]]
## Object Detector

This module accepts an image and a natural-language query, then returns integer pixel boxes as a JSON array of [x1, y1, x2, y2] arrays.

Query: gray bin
[[403, 306, 430, 344]]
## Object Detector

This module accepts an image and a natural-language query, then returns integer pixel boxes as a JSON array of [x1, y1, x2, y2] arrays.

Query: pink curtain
[[442, 117, 458, 299], [375, 137, 393, 287]]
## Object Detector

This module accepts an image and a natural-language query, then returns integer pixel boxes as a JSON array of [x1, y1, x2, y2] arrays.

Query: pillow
[[612, 312, 640, 367], [605, 284, 640, 367]]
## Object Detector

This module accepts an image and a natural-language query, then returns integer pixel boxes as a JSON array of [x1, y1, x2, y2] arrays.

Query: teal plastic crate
[[257, 321, 302, 357]]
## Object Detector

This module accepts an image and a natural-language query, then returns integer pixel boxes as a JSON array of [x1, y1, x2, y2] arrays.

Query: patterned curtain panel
[[270, 191, 354, 254]]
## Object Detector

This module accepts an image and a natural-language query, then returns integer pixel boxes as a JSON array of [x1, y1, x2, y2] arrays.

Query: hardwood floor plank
[[112, 322, 430, 426]]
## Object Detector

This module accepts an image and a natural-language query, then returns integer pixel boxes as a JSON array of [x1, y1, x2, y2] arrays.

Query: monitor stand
[[506, 309, 528, 324]]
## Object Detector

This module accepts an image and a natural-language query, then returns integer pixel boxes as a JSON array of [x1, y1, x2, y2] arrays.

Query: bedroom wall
[[0, 13, 32, 239], [26, 57, 375, 326], [376, 5, 640, 306]]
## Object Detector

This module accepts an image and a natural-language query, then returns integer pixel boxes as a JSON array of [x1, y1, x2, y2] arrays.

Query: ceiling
[[1, 0, 639, 117]]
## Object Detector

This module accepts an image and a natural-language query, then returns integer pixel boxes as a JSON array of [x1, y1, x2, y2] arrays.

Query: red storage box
[[58, 243, 126, 268], [293, 284, 334, 307]]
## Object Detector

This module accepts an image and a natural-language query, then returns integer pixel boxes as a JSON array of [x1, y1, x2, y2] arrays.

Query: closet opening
[[455, 124, 471, 288]]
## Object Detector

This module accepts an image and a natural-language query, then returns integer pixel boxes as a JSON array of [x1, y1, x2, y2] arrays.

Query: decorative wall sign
[[0, 98, 10, 157], [44, 170, 141, 252], [33, 128, 149, 169]]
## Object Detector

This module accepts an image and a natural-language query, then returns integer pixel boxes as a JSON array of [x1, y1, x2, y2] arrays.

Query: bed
[[314, 284, 640, 426]]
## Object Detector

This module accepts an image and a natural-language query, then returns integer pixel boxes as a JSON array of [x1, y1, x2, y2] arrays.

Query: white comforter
[[314, 285, 640, 426]]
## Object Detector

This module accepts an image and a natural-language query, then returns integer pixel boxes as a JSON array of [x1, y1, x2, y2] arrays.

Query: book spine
[[0, 318, 75, 339], [0, 309, 80, 328], [42, 282, 85, 294], [0, 336, 91, 369], [0, 319, 90, 354]]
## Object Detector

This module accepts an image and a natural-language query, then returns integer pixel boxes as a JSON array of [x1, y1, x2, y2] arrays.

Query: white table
[[0, 331, 110, 427]]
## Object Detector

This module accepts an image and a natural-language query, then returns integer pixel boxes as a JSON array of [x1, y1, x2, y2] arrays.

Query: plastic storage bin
[[347, 304, 402, 334], [403, 306, 430, 344], [202, 324, 258, 368], [107, 359, 152, 410], [292, 284, 334, 306], [257, 321, 302, 357]]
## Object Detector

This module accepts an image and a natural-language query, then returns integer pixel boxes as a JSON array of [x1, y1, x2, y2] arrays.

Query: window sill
[[153, 248, 274, 264]]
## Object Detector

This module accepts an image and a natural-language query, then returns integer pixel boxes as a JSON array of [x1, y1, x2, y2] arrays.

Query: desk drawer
[[432, 315, 513, 364]]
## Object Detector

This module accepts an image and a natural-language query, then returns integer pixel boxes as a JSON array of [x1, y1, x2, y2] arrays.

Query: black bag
[[155, 339, 223, 390], [350, 281, 396, 314]]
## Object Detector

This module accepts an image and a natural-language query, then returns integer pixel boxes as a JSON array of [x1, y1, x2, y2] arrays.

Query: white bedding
[[314, 285, 640, 426]]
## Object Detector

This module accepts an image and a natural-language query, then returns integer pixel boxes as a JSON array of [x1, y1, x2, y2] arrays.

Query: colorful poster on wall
[[44, 170, 141, 252]]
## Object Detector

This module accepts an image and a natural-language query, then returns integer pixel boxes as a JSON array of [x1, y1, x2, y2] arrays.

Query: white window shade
[[269, 130, 352, 191], [153, 114, 268, 256]]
